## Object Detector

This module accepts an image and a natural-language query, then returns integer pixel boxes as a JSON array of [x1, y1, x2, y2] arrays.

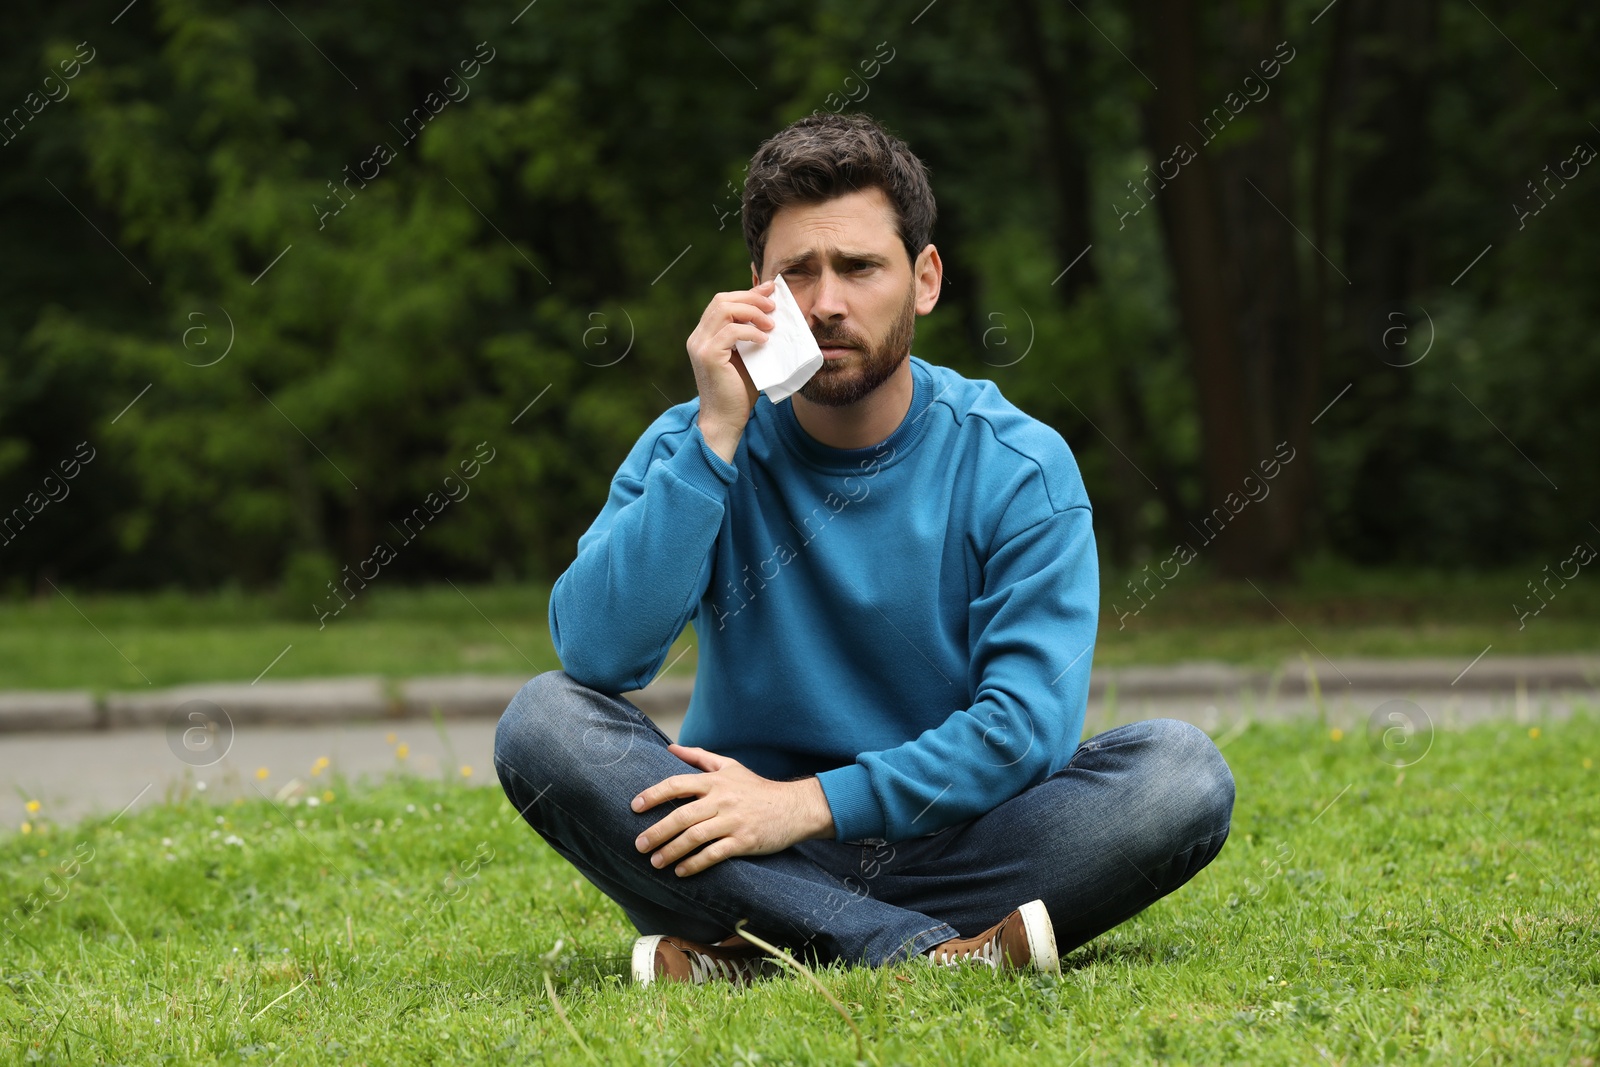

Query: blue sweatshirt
[[547, 355, 1099, 843]]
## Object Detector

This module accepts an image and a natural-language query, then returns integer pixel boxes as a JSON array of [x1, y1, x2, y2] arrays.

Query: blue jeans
[[492, 670, 1234, 967]]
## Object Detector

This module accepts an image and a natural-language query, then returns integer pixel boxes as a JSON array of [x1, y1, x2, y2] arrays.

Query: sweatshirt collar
[[771, 355, 936, 474]]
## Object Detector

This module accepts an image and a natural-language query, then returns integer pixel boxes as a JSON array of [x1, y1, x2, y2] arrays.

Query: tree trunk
[[1321, 0, 1439, 559], [1136, 0, 1315, 578], [1004, 0, 1171, 563]]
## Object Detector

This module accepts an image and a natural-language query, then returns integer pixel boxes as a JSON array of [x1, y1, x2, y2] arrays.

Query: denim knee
[[493, 669, 670, 800], [1145, 718, 1235, 834], [494, 669, 586, 773]]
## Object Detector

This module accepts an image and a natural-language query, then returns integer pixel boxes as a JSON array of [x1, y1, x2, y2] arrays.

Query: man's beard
[[798, 283, 916, 408]]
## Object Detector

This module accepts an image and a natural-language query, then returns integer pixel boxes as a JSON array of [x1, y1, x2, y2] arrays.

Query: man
[[494, 111, 1234, 986]]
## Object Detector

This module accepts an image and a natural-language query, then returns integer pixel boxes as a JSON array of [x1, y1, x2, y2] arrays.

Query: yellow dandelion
[[396, 743, 409, 760], [25, 799, 41, 814], [1528, 727, 1541, 740], [21, 822, 33, 834], [312, 756, 330, 777], [1584, 757, 1593, 770], [1329, 729, 1344, 742], [386, 732, 397, 745], [460, 765, 473, 778], [322, 790, 335, 803], [255, 767, 270, 780]]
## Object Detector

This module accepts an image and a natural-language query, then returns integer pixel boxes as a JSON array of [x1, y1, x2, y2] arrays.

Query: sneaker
[[924, 899, 1059, 973], [631, 933, 780, 986]]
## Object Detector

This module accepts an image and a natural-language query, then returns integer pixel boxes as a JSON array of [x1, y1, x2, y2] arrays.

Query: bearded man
[[494, 111, 1235, 985]]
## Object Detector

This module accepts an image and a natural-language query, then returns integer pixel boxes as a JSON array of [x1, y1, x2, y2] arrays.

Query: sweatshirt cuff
[[671, 420, 739, 498], [816, 764, 886, 842]]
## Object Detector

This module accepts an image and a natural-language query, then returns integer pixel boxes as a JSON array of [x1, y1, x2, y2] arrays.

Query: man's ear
[[750, 262, 761, 286], [914, 244, 943, 315]]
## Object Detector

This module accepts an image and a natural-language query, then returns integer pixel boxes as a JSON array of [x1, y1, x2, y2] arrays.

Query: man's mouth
[[820, 345, 855, 360]]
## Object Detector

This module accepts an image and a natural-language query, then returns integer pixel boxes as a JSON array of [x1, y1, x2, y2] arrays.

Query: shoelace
[[926, 934, 1001, 968], [685, 948, 766, 984]]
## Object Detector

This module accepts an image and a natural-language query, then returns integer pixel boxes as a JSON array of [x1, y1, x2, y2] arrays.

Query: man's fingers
[[631, 772, 707, 814], [667, 743, 727, 772], [634, 799, 708, 858], [673, 838, 737, 878], [650, 816, 726, 868], [630, 753, 787, 875]]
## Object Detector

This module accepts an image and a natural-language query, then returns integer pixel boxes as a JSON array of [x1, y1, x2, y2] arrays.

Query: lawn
[[3, 561, 1598, 692], [2, 714, 1596, 1064]]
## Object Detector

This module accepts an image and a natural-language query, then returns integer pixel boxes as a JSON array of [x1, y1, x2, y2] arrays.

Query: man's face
[[757, 187, 923, 409]]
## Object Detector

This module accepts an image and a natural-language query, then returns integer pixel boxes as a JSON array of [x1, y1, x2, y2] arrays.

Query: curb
[[1, 656, 1596, 735], [1092, 655, 1600, 698], [0, 673, 697, 736]]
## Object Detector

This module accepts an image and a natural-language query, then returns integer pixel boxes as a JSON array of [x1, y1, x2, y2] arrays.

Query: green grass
[[1094, 559, 1600, 667], [3, 560, 1598, 691], [3, 714, 1597, 1064], [0, 583, 572, 692]]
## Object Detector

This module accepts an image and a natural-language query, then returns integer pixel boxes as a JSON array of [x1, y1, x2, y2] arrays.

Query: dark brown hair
[[742, 112, 936, 276]]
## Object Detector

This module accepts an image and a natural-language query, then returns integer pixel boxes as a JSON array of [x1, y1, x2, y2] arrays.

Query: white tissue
[[735, 273, 824, 404]]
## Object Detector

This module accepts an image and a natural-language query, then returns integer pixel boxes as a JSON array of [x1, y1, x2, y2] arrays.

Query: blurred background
[[2, 0, 1597, 696]]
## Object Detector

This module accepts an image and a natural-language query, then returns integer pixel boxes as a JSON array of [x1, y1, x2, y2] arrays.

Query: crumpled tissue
[[735, 273, 824, 404]]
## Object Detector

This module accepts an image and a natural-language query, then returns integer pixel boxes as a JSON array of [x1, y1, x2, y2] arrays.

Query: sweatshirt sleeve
[[815, 501, 1098, 842], [547, 410, 738, 693]]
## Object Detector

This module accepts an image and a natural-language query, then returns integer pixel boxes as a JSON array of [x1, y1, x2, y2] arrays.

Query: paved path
[[4, 719, 507, 831], [4, 656, 1595, 828]]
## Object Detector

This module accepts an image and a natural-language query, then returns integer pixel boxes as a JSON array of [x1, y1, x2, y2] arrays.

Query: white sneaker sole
[[1017, 899, 1060, 973], [632, 935, 665, 985]]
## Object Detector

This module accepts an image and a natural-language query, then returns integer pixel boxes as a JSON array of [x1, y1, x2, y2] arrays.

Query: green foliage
[[0, 0, 1596, 592], [276, 549, 337, 622]]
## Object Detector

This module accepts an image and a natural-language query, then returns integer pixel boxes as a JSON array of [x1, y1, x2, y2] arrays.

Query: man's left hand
[[631, 743, 835, 877]]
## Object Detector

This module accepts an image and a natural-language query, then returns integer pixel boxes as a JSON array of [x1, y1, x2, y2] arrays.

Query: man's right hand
[[686, 278, 777, 464]]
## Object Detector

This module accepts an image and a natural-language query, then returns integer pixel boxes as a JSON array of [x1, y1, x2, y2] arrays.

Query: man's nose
[[809, 268, 848, 323]]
